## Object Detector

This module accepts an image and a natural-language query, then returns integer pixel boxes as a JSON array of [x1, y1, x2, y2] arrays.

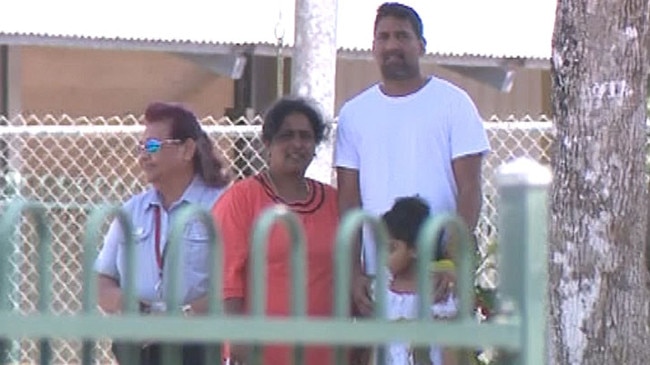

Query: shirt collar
[[145, 175, 206, 210]]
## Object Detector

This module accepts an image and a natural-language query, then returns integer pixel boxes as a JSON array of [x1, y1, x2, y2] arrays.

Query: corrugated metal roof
[[1, 0, 556, 60]]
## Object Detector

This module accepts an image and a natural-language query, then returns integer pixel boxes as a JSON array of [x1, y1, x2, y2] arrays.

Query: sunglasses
[[137, 138, 182, 154]]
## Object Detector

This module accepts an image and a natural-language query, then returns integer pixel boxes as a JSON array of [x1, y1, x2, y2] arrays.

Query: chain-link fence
[[0, 114, 553, 364]]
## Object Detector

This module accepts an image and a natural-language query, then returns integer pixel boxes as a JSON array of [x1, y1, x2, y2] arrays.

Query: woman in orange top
[[212, 96, 338, 365]]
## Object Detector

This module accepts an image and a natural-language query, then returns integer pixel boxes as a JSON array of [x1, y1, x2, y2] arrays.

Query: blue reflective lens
[[143, 139, 163, 153]]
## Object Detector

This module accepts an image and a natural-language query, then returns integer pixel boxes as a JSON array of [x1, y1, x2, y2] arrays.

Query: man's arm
[[96, 218, 124, 314], [98, 274, 123, 313], [337, 166, 374, 317], [98, 275, 152, 314], [183, 295, 208, 314], [430, 154, 483, 303], [451, 153, 484, 232], [186, 297, 242, 316], [337, 167, 363, 275]]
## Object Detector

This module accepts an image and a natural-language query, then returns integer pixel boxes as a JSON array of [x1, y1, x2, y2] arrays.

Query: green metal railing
[[0, 157, 551, 365]]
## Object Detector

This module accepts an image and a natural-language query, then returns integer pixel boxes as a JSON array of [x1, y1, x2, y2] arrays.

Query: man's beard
[[379, 54, 418, 80]]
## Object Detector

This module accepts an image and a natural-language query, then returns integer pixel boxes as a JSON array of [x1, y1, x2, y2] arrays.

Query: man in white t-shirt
[[335, 2, 490, 319]]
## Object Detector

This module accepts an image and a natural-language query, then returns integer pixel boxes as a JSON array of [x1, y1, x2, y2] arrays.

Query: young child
[[374, 196, 458, 365]]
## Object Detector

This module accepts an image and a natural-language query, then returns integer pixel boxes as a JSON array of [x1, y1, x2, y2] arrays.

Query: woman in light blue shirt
[[94, 102, 231, 365]]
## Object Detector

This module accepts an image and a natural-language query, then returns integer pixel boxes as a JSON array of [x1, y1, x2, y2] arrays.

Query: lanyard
[[154, 206, 165, 278]]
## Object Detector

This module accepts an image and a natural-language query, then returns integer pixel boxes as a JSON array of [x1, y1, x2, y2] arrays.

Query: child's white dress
[[375, 283, 458, 365]]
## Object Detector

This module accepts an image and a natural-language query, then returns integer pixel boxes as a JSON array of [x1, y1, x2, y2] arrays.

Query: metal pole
[[291, 0, 338, 117], [292, 0, 338, 184], [0, 45, 23, 364], [496, 157, 551, 365], [275, 13, 285, 99]]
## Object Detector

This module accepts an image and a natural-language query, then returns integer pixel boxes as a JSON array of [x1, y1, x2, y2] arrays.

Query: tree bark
[[550, 1, 650, 364]]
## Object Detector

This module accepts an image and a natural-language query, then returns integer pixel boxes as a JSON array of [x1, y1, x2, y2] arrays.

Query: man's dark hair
[[144, 102, 231, 188], [374, 2, 426, 45]]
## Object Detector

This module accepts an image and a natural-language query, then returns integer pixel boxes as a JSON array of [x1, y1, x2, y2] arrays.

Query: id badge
[[151, 278, 167, 312], [154, 278, 163, 301]]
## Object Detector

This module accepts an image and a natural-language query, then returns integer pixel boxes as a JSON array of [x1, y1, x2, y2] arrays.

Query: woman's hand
[[228, 343, 250, 365]]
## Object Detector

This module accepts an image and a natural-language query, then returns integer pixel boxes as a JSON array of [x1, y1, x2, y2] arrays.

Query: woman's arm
[[441, 348, 459, 365], [224, 298, 245, 315], [225, 298, 248, 364], [213, 185, 252, 363]]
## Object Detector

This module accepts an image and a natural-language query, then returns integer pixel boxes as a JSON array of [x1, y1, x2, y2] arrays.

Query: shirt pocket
[[183, 222, 211, 275], [116, 226, 153, 288], [134, 226, 153, 245]]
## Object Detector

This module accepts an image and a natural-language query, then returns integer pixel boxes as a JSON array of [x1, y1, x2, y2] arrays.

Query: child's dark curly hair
[[381, 196, 430, 248], [382, 196, 449, 260]]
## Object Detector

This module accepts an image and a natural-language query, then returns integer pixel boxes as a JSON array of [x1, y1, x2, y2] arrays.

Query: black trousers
[[111, 341, 210, 365]]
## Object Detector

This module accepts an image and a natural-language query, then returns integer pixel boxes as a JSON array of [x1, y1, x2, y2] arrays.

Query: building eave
[[0, 33, 551, 69]]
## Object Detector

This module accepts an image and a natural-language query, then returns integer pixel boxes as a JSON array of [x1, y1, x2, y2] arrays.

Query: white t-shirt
[[334, 76, 490, 274]]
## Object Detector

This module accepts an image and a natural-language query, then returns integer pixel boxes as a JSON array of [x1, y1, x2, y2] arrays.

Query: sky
[[1, 0, 557, 58]]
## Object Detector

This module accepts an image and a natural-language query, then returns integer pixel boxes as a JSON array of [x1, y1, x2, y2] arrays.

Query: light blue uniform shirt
[[94, 176, 225, 304]]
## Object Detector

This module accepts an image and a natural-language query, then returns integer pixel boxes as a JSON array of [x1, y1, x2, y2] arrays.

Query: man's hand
[[352, 273, 374, 316]]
